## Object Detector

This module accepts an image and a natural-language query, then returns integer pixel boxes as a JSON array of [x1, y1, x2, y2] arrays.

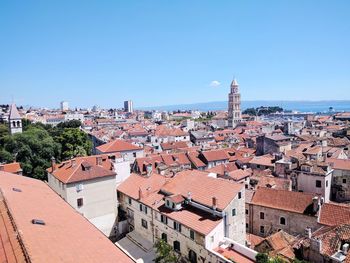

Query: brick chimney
[[212, 196, 217, 210], [138, 187, 143, 200], [71, 159, 76, 167]]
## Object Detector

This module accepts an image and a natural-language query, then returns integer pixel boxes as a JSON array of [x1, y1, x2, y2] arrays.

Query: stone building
[[247, 188, 320, 237], [117, 170, 251, 263]]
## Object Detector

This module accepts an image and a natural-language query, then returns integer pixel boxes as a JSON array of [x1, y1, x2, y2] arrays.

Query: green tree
[[256, 253, 269, 263], [56, 120, 82, 129], [154, 239, 180, 263], [1, 126, 61, 180], [56, 128, 92, 160]]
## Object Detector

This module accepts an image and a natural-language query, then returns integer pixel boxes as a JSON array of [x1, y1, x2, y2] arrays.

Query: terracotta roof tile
[[96, 139, 142, 153], [251, 188, 316, 214], [319, 203, 350, 226], [0, 172, 134, 263]]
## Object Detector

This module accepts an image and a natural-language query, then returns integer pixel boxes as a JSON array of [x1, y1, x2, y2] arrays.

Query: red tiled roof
[[327, 158, 350, 171], [48, 155, 117, 184], [228, 169, 251, 181], [0, 162, 22, 174], [160, 141, 189, 151], [187, 152, 206, 168], [161, 170, 243, 211], [201, 149, 230, 162], [251, 188, 316, 214], [96, 139, 142, 153], [0, 172, 134, 263], [319, 203, 350, 226], [117, 173, 168, 201]]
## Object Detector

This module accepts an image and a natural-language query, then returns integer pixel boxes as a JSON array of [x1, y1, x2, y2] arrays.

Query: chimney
[[187, 192, 192, 202], [342, 243, 349, 255], [51, 157, 56, 172], [71, 159, 76, 167], [212, 196, 217, 211], [305, 227, 312, 238], [312, 196, 319, 213], [138, 187, 143, 200], [96, 156, 102, 166], [146, 164, 152, 177]]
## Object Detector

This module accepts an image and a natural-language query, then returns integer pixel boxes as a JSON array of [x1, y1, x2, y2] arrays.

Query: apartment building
[[47, 154, 130, 238], [117, 170, 255, 263]]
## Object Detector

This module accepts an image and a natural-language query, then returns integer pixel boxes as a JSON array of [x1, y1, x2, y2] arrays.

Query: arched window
[[188, 250, 197, 263], [17, 121, 20, 127], [12, 121, 16, 127], [280, 217, 286, 225], [161, 233, 167, 243]]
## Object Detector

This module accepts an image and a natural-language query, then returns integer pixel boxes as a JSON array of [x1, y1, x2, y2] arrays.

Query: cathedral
[[228, 78, 242, 128]]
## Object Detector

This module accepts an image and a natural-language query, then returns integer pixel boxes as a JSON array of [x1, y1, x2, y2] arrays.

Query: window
[[166, 200, 170, 207], [260, 212, 265, 220], [161, 233, 167, 243], [190, 230, 195, 240], [238, 192, 242, 199], [141, 219, 148, 229], [326, 180, 328, 187], [232, 209, 236, 216], [133, 152, 137, 157], [188, 250, 197, 263], [128, 197, 132, 205], [173, 241, 180, 252], [280, 217, 286, 225], [144, 206, 148, 214], [77, 198, 83, 208], [161, 215, 168, 224], [343, 179, 347, 184], [245, 209, 248, 215], [139, 204, 143, 212], [316, 180, 322, 188], [246, 223, 249, 228], [173, 222, 182, 232], [260, 225, 265, 234]]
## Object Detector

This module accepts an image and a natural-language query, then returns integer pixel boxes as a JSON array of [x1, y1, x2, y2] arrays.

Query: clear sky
[[1, 1, 349, 109]]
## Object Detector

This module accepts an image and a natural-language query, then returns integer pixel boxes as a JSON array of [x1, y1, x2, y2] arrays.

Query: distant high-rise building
[[61, 101, 69, 111], [228, 78, 242, 128], [124, 100, 133, 113], [8, 103, 22, 135]]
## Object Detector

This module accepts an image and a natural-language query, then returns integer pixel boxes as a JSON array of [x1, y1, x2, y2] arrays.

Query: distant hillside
[[138, 100, 350, 113]]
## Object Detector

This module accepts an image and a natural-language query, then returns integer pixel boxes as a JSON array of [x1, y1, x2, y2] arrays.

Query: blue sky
[[1, 1, 349, 109]]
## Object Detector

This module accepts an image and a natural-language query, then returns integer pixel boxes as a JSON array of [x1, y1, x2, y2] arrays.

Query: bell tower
[[228, 78, 242, 128], [8, 103, 22, 135]]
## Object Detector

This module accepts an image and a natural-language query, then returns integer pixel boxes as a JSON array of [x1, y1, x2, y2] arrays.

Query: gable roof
[[48, 155, 116, 184], [201, 149, 230, 162], [161, 170, 243, 211], [251, 188, 316, 214], [96, 139, 142, 153]]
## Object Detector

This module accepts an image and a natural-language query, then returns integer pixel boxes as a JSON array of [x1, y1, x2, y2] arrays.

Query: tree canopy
[[243, 106, 283, 116], [0, 119, 91, 180]]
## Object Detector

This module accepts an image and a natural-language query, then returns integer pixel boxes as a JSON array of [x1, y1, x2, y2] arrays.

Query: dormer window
[[165, 194, 184, 211]]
